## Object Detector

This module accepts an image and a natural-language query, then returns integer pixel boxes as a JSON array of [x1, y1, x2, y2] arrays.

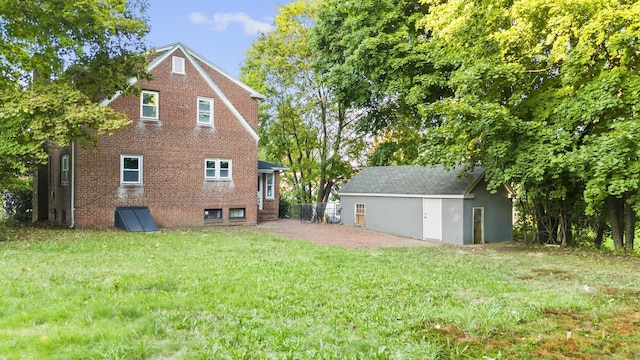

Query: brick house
[[32, 43, 285, 228]]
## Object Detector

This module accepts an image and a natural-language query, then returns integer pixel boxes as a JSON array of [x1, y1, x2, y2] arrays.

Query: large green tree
[[0, 0, 150, 188], [241, 0, 366, 204], [314, 0, 640, 250], [313, 0, 444, 165]]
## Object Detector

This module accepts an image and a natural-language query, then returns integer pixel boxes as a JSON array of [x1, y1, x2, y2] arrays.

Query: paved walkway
[[253, 219, 441, 249]]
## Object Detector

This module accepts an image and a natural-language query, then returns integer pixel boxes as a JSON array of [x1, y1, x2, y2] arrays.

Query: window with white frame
[[265, 173, 274, 199], [355, 203, 365, 226], [204, 159, 232, 180], [197, 97, 213, 125], [140, 91, 159, 119], [121, 155, 142, 185], [172, 56, 185, 74], [60, 154, 69, 186]]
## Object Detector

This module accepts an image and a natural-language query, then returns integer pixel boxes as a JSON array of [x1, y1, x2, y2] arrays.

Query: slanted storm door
[[473, 207, 485, 244], [355, 203, 365, 226]]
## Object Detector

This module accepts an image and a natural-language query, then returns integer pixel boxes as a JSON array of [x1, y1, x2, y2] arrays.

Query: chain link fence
[[285, 202, 342, 224]]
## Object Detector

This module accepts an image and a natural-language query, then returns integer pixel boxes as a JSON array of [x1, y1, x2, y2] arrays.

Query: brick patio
[[253, 219, 442, 249]]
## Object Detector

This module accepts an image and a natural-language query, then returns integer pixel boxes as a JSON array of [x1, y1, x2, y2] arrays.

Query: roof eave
[[339, 192, 472, 199]]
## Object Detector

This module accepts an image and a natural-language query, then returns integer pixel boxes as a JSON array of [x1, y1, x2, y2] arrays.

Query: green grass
[[0, 227, 639, 359]]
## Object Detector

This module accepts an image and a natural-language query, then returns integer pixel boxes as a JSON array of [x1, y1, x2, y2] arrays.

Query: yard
[[0, 225, 639, 359]]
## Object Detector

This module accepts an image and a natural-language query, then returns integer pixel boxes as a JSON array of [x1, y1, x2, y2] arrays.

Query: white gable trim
[[154, 43, 265, 99], [463, 170, 485, 195], [99, 43, 259, 142], [100, 47, 172, 106], [339, 192, 475, 199], [183, 46, 265, 100], [181, 49, 259, 142]]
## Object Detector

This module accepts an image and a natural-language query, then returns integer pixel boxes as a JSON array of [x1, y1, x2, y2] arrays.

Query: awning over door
[[114, 206, 159, 232]]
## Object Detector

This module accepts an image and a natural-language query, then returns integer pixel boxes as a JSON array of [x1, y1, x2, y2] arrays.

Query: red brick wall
[[44, 144, 73, 226], [73, 47, 260, 228]]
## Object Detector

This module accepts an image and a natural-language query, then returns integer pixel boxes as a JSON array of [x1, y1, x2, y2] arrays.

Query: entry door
[[423, 199, 442, 241], [257, 175, 263, 210], [473, 207, 484, 244]]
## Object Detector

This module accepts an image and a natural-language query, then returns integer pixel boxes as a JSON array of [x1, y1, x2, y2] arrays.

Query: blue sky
[[145, 0, 293, 78]]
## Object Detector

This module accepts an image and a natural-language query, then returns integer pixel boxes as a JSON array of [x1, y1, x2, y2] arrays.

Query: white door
[[423, 199, 442, 241], [257, 175, 263, 210]]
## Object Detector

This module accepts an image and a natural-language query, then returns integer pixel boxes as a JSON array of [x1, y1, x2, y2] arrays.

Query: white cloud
[[189, 12, 210, 25], [189, 12, 273, 35]]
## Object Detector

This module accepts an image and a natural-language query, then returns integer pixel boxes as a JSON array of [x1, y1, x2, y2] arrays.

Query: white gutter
[[338, 192, 475, 199], [70, 140, 75, 228]]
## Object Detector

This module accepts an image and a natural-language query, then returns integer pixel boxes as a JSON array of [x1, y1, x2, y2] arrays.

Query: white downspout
[[69, 140, 75, 228]]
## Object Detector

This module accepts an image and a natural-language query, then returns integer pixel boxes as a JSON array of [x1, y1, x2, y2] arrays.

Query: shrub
[[279, 196, 291, 218], [2, 178, 33, 223]]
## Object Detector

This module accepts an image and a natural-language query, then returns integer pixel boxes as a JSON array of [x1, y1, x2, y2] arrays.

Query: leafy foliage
[[313, 0, 640, 249], [0, 0, 150, 189], [241, 0, 366, 203], [1, 177, 32, 222]]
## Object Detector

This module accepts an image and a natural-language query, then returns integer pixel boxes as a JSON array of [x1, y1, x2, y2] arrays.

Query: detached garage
[[339, 166, 513, 245]]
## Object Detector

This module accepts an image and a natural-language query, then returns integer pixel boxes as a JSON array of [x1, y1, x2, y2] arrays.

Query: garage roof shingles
[[339, 165, 484, 196]]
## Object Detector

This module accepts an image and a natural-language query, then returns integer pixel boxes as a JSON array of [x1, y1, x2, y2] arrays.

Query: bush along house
[[32, 43, 285, 230]]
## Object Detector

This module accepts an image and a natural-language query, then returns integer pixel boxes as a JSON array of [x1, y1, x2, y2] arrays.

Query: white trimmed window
[[141, 91, 159, 119], [265, 173, 274, 199], [121, 155, 143, 185], [60, 154, 69, 186], [172, 56, 185, 74], [197, 97, 213, 125], [355, 203, 365, 226], [204, 159, 232, 180]]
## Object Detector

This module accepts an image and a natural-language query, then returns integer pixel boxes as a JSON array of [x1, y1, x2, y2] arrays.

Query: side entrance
[[422, 199, 442, 241]]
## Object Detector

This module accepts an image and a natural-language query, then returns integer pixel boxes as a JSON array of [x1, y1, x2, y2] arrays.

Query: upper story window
[[60, 154, 69, 186], [265, 173, 274, 199], [172, 56, 185, 74], [197, 97, 213, 125], [121, 155, 143, 185], [141, 91, 159, 120], [204, 159, 232, 180]]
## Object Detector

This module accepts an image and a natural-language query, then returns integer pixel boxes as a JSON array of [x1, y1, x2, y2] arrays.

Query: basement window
[[204, 208, 222, 221], [229, 208, 246, 220]]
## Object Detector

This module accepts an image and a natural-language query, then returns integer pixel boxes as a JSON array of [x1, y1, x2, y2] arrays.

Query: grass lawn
[[0, 227, 639, 359]]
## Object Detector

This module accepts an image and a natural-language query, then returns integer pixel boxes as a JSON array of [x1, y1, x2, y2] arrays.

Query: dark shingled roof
[[258, 160, 287, 171], [339, 165, 484, 196]]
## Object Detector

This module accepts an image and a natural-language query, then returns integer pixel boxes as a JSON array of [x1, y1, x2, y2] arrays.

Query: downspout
[[69, 140, 75, 228]]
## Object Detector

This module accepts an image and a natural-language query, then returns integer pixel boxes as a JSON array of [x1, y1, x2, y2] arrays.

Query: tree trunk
[[607, 195, 624, 251], [624, 196, 635, 252], [594, 210, 606, 249], [537, 203, 549, 244], [550, 217, 559, 245], [561, 213, 573, 246]]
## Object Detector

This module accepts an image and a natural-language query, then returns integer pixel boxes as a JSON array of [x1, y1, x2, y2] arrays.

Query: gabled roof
[[151, 42, 265, 100], [258, 160, 288, 172], [102, 42, 263, 142], [339, 165, 485, 198]]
